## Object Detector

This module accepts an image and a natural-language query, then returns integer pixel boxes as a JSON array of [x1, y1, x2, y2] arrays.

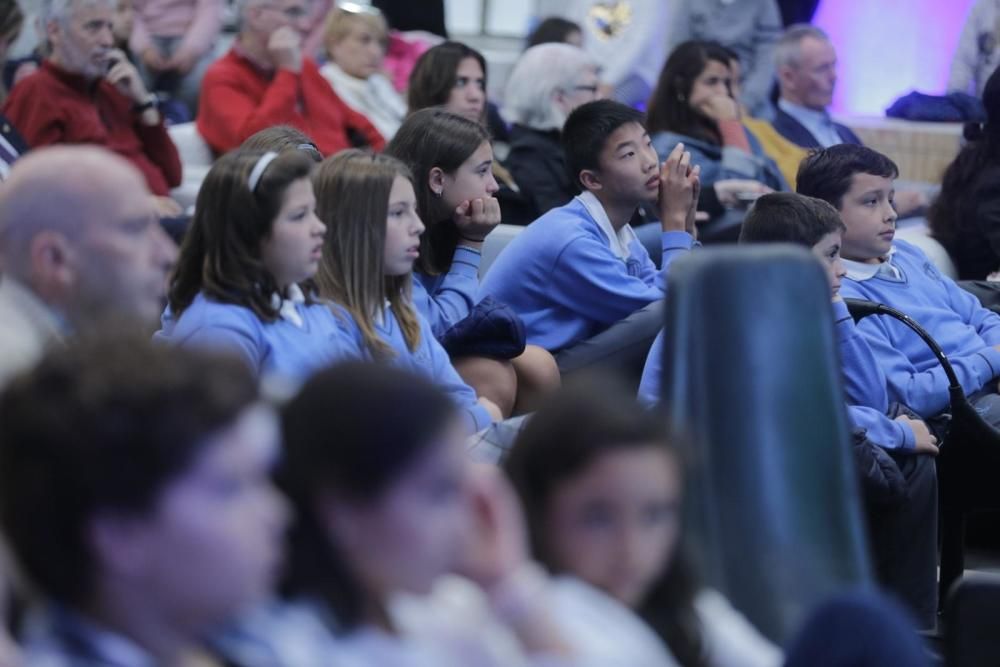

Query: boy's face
[[836, 173, 897, 264], [92, 405, 289, 634], [585, 121, 660, 206], [811, 230, 847, 299]]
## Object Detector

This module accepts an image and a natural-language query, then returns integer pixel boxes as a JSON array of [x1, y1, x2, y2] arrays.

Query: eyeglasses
[[571, 85, 599, 94]]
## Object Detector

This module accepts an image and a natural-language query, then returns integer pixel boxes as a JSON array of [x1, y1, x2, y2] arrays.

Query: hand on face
[[453, 197, 501, 242], [267, 25, 303, 73], [455, 464, 529, 591], [696, 93, 740, 123], [104, 49, 150, 103], [658, 143, 701, 234]]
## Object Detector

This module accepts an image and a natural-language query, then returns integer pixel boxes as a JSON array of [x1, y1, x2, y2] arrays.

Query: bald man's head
[[0, 146, 177, 327]]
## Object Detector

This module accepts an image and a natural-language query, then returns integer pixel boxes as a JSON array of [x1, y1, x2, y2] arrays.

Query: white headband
[[248, 152, 279, 192]]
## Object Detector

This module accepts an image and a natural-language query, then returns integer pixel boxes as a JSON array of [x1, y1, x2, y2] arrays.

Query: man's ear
[[579, 168, 602, 192], [28, 230, 75, 295], [44, 18, 61, 52], [777, 64, 796, 95]]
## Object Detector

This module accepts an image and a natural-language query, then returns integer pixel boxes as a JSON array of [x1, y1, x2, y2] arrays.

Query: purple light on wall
[[813, 0, 976, 115]]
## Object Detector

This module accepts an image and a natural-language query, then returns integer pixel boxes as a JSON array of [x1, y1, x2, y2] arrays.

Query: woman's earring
[[433, 188, 443, 199]]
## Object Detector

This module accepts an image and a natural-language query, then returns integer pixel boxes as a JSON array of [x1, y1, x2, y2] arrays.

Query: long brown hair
[[646, 40, 734, 146], [384, 108, 491, 275], [167, 149, 316, 321], [313, 149, 421, 359], [407, 41, 487, 122], [0, 0, 24, 103]]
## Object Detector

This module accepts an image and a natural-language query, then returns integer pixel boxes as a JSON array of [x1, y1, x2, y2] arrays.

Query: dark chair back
[[660, 245, 872, 643], [945, 573, 1000, 666]]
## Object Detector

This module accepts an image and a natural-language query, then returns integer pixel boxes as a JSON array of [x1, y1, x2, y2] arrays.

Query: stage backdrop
[[815, 0, 976, 115]]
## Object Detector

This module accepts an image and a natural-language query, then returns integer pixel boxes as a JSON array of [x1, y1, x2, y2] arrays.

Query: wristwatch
[[132, 93, 158, 114]]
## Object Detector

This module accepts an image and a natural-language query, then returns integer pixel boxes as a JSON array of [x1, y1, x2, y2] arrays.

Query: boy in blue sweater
[[797, 144, 1000, 426], [478, 99, 700, 369], [640, 191, 939, 627]]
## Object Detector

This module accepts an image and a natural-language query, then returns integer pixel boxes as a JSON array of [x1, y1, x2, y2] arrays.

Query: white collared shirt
[[270, 283, 307, 328], [778, 98, 844, 148], [576, 190, 639, 260], [843, 246, 903, 282]]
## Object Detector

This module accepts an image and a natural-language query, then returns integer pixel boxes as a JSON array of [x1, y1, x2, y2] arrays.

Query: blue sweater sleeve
[[548, 231, 694, 326], [638, 329, 665, 406], [422, 319, 494, 433], [848, 405, 915, 452], [833, 298, 889, 411], [855, 311, 1000, 417], [159, 306, 265, 376], [943, 271, 1000, 346], [412, 245, 483, 338]]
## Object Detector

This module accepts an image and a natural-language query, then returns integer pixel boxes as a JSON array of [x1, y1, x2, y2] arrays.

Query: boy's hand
[[658, 143, 700, 234], [895, 415, 939, 456]]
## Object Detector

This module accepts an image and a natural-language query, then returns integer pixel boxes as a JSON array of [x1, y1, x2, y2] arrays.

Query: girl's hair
[[407, 41, 487, 121], [503, 378, 706, 667], [929, 66, 1000, 249], [385, 107, 491, 275], [278, 362, 457, 630], [167, 149, 316, 321], [646, 40, 735, 146], [313, 149, 421, 359], [241, 125, 323, 162]]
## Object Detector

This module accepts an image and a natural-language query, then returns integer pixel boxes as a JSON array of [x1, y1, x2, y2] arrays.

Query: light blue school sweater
[[840, 239, 1000, 417], [638, 299, 915, 450], [412, 245, 483, 339], [155, 292, 359, 383], [478, 198, 696, 352], [338, 305, 494, 435]]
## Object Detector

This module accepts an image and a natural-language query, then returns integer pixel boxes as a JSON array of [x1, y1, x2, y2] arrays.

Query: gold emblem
[[588, 1, 633, 41]]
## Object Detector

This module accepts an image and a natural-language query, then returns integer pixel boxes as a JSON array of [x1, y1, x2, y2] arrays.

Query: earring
[[433, 189, 443, 199], [677, 92, 686, 102]]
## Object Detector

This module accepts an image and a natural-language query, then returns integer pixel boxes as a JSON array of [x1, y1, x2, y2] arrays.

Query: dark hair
[[167, 149, 317, 321], [0, 335, 257, 606], [503, 377, 705, 667], [929, 67, 1000, 248], [278, 362, 457, 629], [407, 41, 488, 121], [242, 125, 324, 162], [795, 144, 899, 210], [562, 99, 645, 191], [525, 16, 581, 49], [740, 192, 845, 246], [646, 40, 734, 146], [385, 107, 492, 275]]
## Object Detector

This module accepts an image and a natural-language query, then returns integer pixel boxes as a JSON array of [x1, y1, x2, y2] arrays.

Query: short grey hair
[[775, 23, 829, 69], [502, 43, 599, 131], [40, 0, 113, 26]]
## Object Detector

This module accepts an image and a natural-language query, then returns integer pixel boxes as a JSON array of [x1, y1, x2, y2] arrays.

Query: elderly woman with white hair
[[502, 42, 601, 222]]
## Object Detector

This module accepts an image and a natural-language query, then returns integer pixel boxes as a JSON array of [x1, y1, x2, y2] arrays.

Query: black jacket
[[503, 125, 576, 224]]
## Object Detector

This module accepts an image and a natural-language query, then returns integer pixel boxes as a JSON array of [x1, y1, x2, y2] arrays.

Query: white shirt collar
[[576, 191, 637, 260], [843, 246, 901, 281], [270, 284, 306, 328]]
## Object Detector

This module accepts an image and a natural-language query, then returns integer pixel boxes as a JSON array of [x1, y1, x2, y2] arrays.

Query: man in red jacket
[[1, 0, 182, 216], [197, 0, 385, 156]]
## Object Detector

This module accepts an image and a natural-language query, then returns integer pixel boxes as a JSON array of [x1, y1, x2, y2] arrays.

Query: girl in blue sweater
[[312, 149, 500, 434], [157, 149, 359, 383], [386, 108, 561, 416]]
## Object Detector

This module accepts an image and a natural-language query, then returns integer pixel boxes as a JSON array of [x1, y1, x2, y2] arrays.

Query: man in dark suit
[[772, 24, 926, 215]]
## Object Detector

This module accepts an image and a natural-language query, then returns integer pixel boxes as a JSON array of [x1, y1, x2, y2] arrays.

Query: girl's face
[[329, 19, 385, 80], [542, 446, 682, 607], [323, 419, 470, 601], [383, 176, 425, 276], [260, 177, 326, 289], [444, 56, 486, 123], [432, 141, 499, 211], [687, 59, 733, 111]]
